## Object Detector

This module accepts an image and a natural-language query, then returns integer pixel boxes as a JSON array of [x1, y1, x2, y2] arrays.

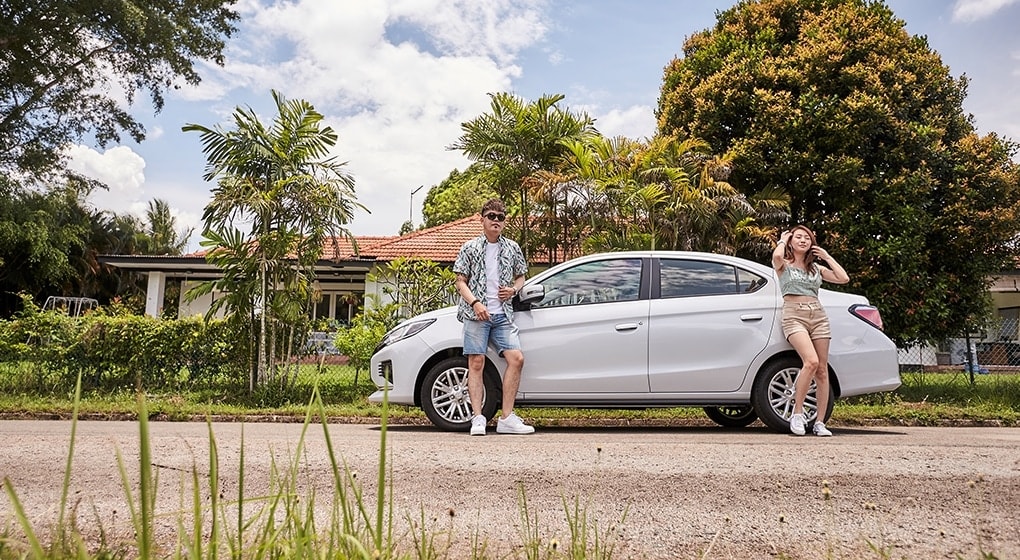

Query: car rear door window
[[659, 259, 765, 298]]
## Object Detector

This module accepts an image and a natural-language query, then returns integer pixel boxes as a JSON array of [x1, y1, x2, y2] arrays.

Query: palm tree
[[450, 92, 597, 259], [143, 199, 192, 255], [183, 90, 363, 389]]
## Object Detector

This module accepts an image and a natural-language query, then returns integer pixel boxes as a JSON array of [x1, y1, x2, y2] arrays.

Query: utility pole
[[409, 184, 424, 224]]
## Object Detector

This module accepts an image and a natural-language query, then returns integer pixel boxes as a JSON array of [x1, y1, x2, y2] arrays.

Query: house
[[99, 215, 504, 322]]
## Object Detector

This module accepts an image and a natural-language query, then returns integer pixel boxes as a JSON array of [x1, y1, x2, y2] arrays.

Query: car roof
[[552, 250, 773, 274]]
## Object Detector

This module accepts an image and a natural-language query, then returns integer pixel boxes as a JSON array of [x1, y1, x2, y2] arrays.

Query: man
[[453, 198, 533, 435]]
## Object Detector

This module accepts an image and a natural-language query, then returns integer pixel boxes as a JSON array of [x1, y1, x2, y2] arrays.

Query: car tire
[[751, 357, 835, 433], [703, 405, 758, 428], [419, 356, 502, 431]]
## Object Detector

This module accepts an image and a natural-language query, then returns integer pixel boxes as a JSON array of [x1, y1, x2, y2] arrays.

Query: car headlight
[[375, 318, 436, 353]]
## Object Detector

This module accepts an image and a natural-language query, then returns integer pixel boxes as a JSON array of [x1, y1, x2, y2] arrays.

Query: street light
[[409, 184, 424, 224]]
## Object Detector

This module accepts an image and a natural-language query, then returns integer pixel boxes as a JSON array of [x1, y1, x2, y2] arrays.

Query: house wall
[[179, 280, 228, 319]]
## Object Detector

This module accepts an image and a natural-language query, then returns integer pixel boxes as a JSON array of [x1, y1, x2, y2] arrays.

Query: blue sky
[[67, 0, 1020, 251]]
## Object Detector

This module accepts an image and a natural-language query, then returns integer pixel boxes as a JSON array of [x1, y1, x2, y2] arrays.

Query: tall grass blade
[[55, 371, 84, 536]]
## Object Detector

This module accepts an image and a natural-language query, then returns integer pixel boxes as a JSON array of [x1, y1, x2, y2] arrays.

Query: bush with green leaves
[[0, 300, 249, 393]]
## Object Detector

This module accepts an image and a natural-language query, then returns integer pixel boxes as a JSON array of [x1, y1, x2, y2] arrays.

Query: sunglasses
[[483, 212, 507, 222]]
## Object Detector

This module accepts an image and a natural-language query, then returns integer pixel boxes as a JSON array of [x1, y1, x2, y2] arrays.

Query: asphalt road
[[1, 420, 1018, 559]]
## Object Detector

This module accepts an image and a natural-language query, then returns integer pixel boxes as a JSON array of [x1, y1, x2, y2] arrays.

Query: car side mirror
[[512, 284, 545, 311]]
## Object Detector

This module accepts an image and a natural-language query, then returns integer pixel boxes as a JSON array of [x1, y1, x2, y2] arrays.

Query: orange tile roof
[[357, 215, 481, 262], [180, 215, 577, 265], [324, 235, 397, 260], [181, 219, 479, 263]]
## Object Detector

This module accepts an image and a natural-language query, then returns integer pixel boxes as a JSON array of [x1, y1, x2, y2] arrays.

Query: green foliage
[[140, 199, 193, 255], [449, 94, 785, 263], [451, 92, 598, 259], [332, 308, 395, 381], [369, 258, 458, 319], [0, 306, 249, 393], [0, 177, 184, 317], [656, 0, 1020, 345], [0, 0, 238, 177], [421, 166, 498, 228], [0, 179, 91, 315]]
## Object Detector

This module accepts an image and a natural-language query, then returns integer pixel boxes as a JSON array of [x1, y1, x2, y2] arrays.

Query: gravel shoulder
[[1, 420, 1018, 559]]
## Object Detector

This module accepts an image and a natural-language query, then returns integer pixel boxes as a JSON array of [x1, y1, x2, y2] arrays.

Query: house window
[[313, 294, 332, 321], [997, 307, 1019, 341]]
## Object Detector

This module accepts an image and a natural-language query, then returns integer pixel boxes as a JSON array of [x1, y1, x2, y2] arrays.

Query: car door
[[647, 257, 777, 393], [514, 256, 650, 395]]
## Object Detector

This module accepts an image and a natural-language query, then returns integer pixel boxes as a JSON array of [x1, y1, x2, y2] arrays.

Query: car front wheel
[[751, 357, 835, 433], [703, 406, 758, 428], [419, 357, 502, 431]]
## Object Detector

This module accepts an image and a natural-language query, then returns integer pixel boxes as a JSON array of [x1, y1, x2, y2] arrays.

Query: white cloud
[[65, 145, 148, 215], [952, 0, 1019, 21], [593, 105, 657, 141], [169, 0, 551, 234]]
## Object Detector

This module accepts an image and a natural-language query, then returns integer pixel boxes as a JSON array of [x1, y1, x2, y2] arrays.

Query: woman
[[772, 225, 849, 436]]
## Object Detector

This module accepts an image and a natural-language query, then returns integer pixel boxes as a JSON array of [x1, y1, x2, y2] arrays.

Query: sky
[[67, 0, 1020, 252]]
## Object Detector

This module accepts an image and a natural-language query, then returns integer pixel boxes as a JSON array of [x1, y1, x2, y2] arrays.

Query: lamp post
[[409, 184, 424, 224]]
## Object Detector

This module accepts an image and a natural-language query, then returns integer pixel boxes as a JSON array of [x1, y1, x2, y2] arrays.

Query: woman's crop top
[[778, 264, 821, 297]]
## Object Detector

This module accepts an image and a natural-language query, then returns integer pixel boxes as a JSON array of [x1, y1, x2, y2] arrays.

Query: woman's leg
[[811, 337, 831, 422], [787, 331, 819, 415]]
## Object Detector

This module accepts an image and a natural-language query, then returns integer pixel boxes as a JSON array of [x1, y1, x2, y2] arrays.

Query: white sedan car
[[369, 251, 900, 432]]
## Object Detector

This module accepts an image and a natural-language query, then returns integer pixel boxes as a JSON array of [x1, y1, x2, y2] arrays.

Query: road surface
[[0, 420, 1017, 559]]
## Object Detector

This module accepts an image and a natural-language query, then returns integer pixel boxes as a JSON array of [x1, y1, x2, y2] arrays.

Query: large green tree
[[420, 166, 498, 228], [0, 0, 238, 177], [657, 0, 1020, 345], [183, 90, 362, 389], [0, 176, 152, 315]]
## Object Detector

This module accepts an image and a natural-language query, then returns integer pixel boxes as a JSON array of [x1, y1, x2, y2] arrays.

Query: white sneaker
[[813, 422, 833, 437], [469, 415, 486, 436], [789, 413, 806, 436], [496, 412, 535, 434]]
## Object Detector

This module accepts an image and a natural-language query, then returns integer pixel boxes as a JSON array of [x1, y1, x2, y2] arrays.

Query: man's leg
[[466, 353, 486, 417], [500, 349, 524, 418]]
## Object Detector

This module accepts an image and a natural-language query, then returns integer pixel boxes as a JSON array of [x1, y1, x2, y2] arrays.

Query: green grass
[[837, 371, 1020, 426]]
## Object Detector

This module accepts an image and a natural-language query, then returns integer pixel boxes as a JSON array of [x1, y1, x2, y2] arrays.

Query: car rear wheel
[[752, 357, 835, 432], [419, 357, 502, 431], [703, 406, 758, 428]]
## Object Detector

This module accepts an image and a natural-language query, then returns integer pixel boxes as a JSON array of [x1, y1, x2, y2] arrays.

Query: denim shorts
[[463, 313, 521, 355], [782, 301, 831, 340]]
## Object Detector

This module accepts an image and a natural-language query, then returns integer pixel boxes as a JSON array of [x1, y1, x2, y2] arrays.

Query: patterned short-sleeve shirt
[[453, 235, 527, 322]]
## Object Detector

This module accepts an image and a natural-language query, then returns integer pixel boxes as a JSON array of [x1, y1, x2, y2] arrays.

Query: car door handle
[[615, 323, 641, 331], [740, 314, 763, 322]]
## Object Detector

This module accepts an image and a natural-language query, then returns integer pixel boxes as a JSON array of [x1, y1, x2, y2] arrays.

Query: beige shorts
[[782, 301, 831, 340]]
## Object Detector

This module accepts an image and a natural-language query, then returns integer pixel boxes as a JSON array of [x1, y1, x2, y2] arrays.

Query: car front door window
[[533, 258, 642, 308]]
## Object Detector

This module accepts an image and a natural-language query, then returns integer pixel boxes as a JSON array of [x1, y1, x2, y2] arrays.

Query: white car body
[[369, 251, 901, 431]]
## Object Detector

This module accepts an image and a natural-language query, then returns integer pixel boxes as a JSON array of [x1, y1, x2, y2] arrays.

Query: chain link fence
[[897, 316, 1020, 376]]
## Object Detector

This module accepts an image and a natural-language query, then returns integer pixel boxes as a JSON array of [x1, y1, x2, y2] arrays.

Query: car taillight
[[850, 304, 883, 330]]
